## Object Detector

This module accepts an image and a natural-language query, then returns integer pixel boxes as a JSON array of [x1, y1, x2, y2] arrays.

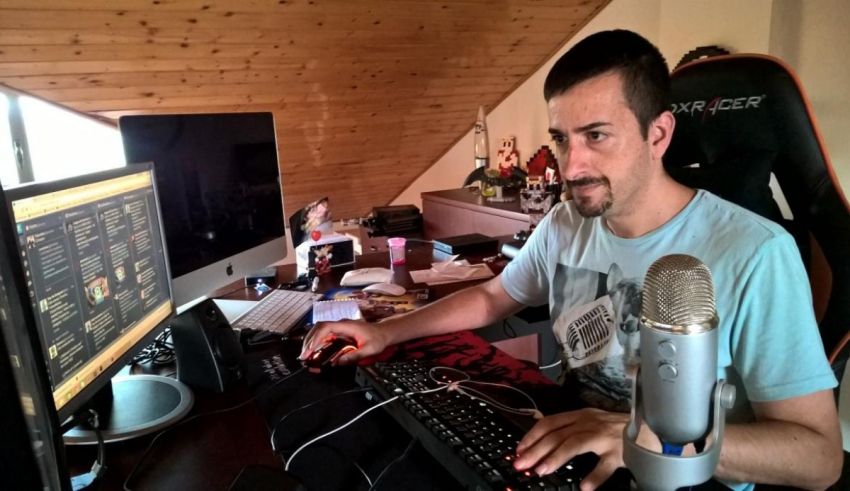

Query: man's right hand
[[299, 319, 390, 365]]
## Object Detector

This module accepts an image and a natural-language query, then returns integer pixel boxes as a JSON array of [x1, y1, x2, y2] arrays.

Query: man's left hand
[[514, 408, 629, 491]]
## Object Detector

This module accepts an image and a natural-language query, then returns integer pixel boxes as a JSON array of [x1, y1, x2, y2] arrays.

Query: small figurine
[[525, 145, 559, 182], [496, 136, 520, 179]]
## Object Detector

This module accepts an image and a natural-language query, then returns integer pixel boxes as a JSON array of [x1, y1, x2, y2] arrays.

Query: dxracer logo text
[[671, 95, 767, 117]]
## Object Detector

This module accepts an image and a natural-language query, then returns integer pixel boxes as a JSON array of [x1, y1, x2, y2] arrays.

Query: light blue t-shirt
[[501, 190, 837, 490]]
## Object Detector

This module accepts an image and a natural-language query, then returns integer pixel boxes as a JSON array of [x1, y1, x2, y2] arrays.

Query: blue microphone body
[[640, 322, 717, 446], [624, 254, 734, 490], [639, 254, 719, 447]]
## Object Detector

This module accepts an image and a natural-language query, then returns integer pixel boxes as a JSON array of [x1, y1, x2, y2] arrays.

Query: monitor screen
[[4, 165, 174, 421], [118, 112, 287, 310]]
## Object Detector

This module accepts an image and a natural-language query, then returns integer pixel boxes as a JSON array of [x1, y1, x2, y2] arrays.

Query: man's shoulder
[[696, 190, 789, 243]]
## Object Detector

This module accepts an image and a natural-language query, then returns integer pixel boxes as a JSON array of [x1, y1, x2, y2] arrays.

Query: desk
[[65, 246, 728, 491], [64, 245, 549, 490], [216, 242, 546, 366]]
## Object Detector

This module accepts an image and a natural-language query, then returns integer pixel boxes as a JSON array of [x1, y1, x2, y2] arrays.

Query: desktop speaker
[[171, 299, 243, 393]]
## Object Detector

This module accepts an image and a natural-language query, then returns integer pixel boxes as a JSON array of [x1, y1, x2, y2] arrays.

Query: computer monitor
[[4, 164, 191, 443], [0, 185, 68, 489], [118, 112, 287, 312]]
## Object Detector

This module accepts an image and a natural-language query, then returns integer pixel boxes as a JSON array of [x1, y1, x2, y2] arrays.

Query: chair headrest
[[665, 54, 850, 356], [665, 54, 829, 225]]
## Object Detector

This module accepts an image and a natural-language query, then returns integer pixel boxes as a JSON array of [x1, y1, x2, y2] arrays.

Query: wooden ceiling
[[0, 0, 609, 220]]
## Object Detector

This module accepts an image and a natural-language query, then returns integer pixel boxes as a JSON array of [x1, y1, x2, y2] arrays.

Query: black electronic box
[[432, 233, 499, 256]]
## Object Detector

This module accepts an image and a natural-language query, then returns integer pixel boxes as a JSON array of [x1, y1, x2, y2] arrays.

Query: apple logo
[[225, 263, 233, 276]]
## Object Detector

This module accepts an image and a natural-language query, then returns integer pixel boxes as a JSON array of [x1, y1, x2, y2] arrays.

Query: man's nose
[[559, 141, 589, 180]]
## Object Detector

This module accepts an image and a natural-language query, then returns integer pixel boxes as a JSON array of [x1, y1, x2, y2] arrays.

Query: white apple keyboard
[[231, 288, 320, 334]]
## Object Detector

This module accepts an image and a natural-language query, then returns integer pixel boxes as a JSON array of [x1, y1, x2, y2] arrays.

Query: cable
[[70, 409, 105, 490], [123, 367, 306, 491], [270, 387, 371, 453], [352, 457, 373, 488], [281, 365, 543, 485], [425, 365, 543, 419], [538, 359, 562, 370], [452, 380, 542, 419], [369, 437, 417, 491], [131, 327, 175, 367], [284, 385, 447, 472]]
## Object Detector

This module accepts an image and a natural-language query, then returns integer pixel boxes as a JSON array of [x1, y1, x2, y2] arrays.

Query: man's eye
[[550, 134, 567, 145], [588, 131, 607, 142]]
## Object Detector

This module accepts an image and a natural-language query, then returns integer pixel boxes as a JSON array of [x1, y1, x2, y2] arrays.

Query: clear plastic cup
[[387, 237, 406, 265]]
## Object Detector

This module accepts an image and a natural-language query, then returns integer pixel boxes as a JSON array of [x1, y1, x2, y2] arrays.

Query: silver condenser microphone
[[623, 254, 736, 491], [641, 254, 717, 447]]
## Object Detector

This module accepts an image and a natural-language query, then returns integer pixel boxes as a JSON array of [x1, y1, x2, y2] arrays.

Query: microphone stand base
[[623, 372, 736, 491]]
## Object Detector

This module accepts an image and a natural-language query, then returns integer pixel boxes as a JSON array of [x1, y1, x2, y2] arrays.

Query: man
[[301, 30, 842, 490]]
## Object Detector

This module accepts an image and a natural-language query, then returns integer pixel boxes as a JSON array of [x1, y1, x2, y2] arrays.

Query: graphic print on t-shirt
[[552, 262, 641, 410]]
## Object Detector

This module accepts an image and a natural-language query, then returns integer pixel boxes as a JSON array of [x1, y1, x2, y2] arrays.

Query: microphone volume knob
[[657, 340, 677, 358], [658, 363, 678, 381]]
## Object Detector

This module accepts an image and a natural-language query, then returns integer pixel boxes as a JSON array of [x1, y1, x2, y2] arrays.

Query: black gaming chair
[[664, 54, 850, 488], [664, 53, 850, 368]]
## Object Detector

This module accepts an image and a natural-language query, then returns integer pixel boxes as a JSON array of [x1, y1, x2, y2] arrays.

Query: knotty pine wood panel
[[0, 0, 610, 221], [1, 0, 598, 15], [2, 70, 530, 91]]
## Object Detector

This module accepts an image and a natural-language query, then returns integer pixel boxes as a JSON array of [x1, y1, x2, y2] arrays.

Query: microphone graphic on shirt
[[623, 254, 737, 491]]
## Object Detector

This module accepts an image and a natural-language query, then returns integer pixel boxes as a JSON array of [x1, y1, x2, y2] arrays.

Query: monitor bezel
[[3, 163, 176, 422], [0, 186, 70, 490]]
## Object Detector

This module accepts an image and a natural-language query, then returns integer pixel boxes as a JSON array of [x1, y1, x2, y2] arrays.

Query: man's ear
[[649, 110, 676, 161]]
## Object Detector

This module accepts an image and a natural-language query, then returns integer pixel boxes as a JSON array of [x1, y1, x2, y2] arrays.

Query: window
[[0, 94, 18, 187], [19, 96, 124, 183], [0, 87, 125, 187]]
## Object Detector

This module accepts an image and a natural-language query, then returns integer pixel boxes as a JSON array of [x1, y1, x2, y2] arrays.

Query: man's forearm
[[715, 419, 842, 489], [377, 277, 523, 346]]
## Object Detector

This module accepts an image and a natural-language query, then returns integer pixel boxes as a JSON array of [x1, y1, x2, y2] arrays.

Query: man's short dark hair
[[543, 29, 670, 139]]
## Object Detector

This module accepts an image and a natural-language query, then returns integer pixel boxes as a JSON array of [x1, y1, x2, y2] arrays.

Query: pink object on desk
[[387, 237, 406, 265]]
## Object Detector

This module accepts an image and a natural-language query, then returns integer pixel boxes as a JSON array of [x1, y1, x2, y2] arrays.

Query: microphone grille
[[641, 254, 716, 327]]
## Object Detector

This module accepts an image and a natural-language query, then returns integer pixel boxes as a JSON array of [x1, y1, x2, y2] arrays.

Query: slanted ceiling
[[0, 0, 609, 221]]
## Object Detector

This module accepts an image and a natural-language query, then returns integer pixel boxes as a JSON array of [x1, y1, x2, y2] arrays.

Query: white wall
[[393, 0, 850, 208], [657, 0, 773, 66]]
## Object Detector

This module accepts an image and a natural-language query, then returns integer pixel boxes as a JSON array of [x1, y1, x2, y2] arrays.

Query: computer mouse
[[303, 336, 358, 369], [362, 282, 406, 296]]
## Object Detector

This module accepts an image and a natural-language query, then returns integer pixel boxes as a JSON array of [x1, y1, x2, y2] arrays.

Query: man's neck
[[604, 177, 696, 239]]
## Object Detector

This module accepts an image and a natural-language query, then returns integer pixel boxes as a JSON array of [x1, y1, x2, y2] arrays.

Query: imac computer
[[4, 164, 191, 444], [118, 112, 287, 313]]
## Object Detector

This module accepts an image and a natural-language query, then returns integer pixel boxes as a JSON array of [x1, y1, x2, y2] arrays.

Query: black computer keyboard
[[355, 360, 597, 491]]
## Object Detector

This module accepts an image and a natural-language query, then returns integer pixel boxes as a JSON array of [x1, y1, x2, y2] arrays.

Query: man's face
[[547, 71, 653, 219]]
